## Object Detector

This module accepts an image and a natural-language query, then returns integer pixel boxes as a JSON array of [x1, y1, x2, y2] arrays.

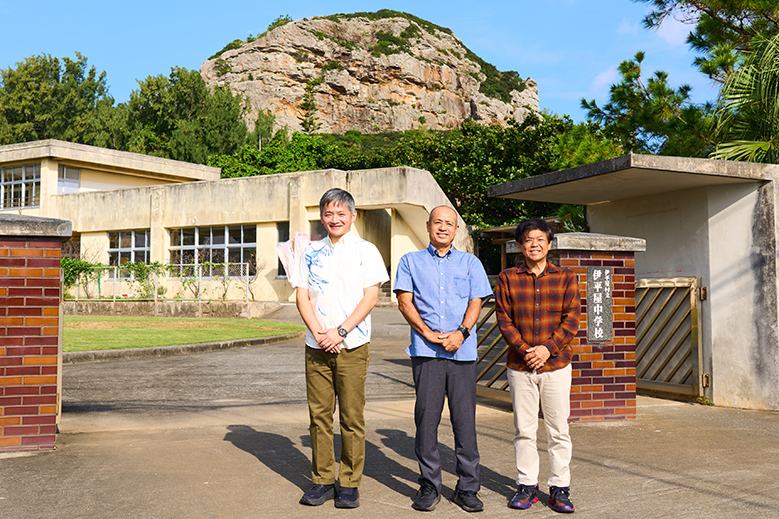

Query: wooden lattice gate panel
[[474, 302, 512, 403], [634, 277, 704, 398]]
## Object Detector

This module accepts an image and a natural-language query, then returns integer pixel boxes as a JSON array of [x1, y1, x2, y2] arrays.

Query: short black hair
[[515, 218, 554, 243], [319, 188, 355, 215]]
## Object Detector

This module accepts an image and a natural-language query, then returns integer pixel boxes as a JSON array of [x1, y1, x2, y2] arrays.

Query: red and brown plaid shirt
[[495, 261, 581, 373]]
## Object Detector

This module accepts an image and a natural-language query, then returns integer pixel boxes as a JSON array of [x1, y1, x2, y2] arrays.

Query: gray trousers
[[411, 357, 480, 493]]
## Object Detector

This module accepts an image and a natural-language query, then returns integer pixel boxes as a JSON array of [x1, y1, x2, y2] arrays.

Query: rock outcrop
[[201, 11, 540, 134]]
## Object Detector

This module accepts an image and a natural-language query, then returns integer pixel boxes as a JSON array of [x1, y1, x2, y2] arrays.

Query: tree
[[0, 53, 114, 145], [248, 109, 276, 148], [210, 115, 622, 228], [298, 82, 322, 134], [121, 67, 251, 163], [711, 33, 779, 162], [581, 52, 716, 156], [636, 0, 779, 83], [266, 15, 293, 33]]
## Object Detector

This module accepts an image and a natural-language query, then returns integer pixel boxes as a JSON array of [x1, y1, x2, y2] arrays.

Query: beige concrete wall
[[390, 208, 426, 301], [587, 180, 779, 411], [44, 166, 473, 304], [80, 168, 178, 192]]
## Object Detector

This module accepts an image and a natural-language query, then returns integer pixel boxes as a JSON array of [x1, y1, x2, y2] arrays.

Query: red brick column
[[0, 215, 71, 451], [553, 234, 644, 422]]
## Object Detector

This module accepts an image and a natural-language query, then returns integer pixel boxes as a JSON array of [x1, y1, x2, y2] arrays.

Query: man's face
[[519, 229, 552, 264], [321, 201, 356, 240], [426, 207, 459, 249]]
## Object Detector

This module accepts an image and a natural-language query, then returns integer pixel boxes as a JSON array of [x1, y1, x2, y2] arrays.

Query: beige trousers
[[507, 363, 572, 488]]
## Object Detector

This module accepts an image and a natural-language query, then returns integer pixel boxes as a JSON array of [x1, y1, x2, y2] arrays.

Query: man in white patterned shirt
[[292, 188, 389, 509]]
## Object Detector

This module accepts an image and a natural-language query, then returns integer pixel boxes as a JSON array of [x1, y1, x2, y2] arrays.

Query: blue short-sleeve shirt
[[394, 244, 493, 361]]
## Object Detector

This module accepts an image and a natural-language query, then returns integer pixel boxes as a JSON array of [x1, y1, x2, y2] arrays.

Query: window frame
[[169, 225, 257, 278], [107, 229, 151, 279], [1, 163, 41, 209], [276, 221, 290, 278], [57, 165, 81, 194]]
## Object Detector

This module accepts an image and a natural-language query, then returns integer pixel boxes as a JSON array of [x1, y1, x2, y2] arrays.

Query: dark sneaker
[[335, 486, 360, 508], [549, 486, 575, 513], [508, 483, 539, 509], [412, 482, 440, 511], [453, 488, 484, 512], [299, 484, 335, 506]]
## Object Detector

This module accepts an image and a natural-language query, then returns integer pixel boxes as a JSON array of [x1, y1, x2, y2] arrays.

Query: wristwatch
[[337, 325, 348, 337], [457, 325, 471, 340]]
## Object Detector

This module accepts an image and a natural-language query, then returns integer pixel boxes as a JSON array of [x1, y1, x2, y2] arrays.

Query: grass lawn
[[63, 315, 305, 352]]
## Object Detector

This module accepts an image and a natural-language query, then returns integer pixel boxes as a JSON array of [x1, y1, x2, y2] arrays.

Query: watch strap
[[457, 325, 470, 340]]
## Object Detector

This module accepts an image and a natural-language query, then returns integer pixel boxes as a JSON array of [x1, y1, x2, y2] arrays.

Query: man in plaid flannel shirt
[[495, 218, 581, 514]]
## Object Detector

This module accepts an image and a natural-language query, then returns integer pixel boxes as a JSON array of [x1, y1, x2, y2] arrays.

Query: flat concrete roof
[[0, 140, 220, 183], [488, 153, 778, 205]]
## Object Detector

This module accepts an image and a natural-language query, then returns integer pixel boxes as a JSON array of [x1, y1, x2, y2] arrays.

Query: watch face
[[338, 327, 348, 337]]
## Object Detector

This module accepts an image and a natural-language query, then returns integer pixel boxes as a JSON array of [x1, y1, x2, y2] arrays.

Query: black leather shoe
[[453, 487, 484, 512], [412, 482, 440, 511], [299, 484, 335, 506], [335, 486, 360, 508]]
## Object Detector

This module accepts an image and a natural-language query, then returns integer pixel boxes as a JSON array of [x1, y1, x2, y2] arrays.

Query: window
[[107, 230, 150, 278], [58, 165, 80, 194], [169, 225, 257, 277], [309, 220, 326, 241], [277, 221, 290, 277], [1, 163, 40, 209]]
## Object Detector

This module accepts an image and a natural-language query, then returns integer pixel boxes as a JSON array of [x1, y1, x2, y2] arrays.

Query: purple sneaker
[[549, 486, 575, 513], [508, 484, 538, 509]]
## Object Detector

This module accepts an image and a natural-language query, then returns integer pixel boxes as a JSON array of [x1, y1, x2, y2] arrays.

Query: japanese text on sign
[[587, 267, 613, 342]]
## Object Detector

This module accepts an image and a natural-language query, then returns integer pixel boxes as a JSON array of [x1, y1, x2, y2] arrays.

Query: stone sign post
[[557, 233, 645, 420]]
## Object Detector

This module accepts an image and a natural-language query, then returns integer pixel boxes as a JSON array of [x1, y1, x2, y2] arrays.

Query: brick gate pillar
[[0, 215, 72, 451], [554, 233, 646, 422]]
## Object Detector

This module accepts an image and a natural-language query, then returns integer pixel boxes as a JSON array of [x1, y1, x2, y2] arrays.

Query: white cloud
[[656, 16, 692, 47], [617, 18, 639, 36], [589, 67, 618, 96]]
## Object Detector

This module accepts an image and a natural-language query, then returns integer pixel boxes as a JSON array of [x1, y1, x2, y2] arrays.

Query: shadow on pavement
[[376, 428, 517, 500], [223, 425, 311, 491]]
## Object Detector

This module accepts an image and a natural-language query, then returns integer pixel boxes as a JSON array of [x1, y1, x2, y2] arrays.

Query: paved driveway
[[1, 306, 778, 518]]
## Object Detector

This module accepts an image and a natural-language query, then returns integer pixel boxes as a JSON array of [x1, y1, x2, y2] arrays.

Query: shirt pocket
[[453, 276, 470, 299]]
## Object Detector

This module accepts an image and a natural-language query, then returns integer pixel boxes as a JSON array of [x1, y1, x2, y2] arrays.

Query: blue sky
[[0, 0, 716, 123]]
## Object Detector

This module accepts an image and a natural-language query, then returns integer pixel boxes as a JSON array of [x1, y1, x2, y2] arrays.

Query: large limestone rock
[[201, 13, 540, 134]]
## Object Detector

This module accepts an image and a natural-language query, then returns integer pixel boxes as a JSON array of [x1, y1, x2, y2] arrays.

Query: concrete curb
[[62, 331, 306, 365]]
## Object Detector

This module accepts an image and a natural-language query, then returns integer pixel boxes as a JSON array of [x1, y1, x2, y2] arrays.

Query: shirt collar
[[517, 261, 560, 277], [427, 243, 454, 258], [325, 230, 356, 248]]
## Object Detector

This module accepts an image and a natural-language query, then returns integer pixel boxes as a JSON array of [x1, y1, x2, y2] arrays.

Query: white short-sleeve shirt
[[291, 231, 389, 349]]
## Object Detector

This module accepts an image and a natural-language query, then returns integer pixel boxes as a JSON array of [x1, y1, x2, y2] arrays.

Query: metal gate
[[474, 301, 512, 403], [635, 277, 705, 399]]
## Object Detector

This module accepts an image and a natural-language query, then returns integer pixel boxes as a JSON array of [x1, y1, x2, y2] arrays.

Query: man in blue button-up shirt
[[394, 206, 493, 513]]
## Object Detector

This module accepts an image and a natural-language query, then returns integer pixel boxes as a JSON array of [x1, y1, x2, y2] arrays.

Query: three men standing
[[292, 188, 389, 509], [294, 197, 580, 513], [394, 206, 492, 513], [495, 218, 581, 514]]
